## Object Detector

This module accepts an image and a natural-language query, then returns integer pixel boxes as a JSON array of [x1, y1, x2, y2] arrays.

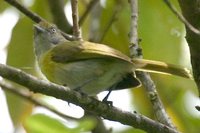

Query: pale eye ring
[[50, 28, 56, 33]]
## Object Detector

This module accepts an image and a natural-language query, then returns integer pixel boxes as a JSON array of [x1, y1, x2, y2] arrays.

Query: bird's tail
[[132, 58, 193, 79]]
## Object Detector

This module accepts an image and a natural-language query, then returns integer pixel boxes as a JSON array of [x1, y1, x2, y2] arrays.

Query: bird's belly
[[40, 58, 133, 95]]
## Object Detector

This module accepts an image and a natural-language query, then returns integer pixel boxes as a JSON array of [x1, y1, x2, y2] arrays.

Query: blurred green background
[[0, 0, 199, 133]]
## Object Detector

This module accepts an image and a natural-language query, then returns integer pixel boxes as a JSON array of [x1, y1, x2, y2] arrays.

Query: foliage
[[0, 0, 199, 133], [24, 114, 96, 133]]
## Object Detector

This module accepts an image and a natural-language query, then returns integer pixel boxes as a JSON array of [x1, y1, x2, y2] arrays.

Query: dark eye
[[50, 27, 56, 33]]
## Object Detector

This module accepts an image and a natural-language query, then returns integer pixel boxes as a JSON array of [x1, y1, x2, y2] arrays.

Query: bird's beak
[[34, 24, 45, 35]]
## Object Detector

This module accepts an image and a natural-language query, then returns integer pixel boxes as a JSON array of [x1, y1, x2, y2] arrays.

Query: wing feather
[[51, 41, 132, 63]]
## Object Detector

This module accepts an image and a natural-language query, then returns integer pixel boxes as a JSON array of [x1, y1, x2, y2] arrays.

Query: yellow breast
[[38, 51, 57, 82]]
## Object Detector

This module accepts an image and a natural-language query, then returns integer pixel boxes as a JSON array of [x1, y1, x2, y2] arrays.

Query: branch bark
[[79, 0, 99, 26], [0, 81, 78, 121], [71, 0, 81, 39], [128, 0, 177, 129], [89, 1, 102, 42], [0, 63, 178, 133], [163, 0, 200, 35], [98, 2, 121, 42], [4, 0, 74, 41], [177, 0, 200, 109]]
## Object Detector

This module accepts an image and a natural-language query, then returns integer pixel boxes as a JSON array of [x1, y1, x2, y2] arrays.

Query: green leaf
[[122, 128, 146, 133], [24, 114, 72, 133], [6, 17, 35, 70], [74, 117, 96, 132], [5, 17, 35, 126], [24, 114, 96, 133], [5, 0, 56, 126], [0, 1, 9, 13]]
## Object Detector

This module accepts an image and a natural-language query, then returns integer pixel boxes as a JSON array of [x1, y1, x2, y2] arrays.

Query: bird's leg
[[102, 89, 113, 106]]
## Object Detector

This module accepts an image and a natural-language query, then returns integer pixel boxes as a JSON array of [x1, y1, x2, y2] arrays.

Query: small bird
[[33, 21, 192, 97]]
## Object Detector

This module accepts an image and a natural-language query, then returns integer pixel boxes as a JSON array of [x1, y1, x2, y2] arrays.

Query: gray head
[[34, 21, 66, 59]]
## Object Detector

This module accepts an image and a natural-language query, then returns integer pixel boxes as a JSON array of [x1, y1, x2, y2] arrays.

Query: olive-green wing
[[51, 41, 132, 63], [51, 41, 192, 79]]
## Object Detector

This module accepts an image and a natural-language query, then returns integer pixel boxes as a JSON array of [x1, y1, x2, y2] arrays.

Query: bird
[[33, 21, 192, 98]]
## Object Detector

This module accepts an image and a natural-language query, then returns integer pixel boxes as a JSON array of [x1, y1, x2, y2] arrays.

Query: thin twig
[[129, 0, 140, 58], [79, 0, 99, 26], [71, 0, 81, 40], [98, 5, 121, 42], [0, 63, 178, 133], [4, 0, 42, 22], [69, 0, 98, 35], [4, 0, 75, 41], [0, 81, 78, 121], [177, 0, 200, 110], [136, 72, 177, 128], [128, 0, 177, 129], [88, 1, 102, 42], [163, 0, 200, 35]]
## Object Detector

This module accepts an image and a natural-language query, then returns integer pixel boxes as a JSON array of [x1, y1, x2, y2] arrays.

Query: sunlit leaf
[[24, 114, 96, 133], [0, 1, 9, 12], [5, 17, 35, 126], [24, 114, 72, 133]]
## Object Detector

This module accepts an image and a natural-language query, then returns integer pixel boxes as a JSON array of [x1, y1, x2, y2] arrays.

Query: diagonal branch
[[128, 0, 177, 129], [4, 0, 75, 41], [98, 12, 117, 42], [79, 0, 99, 26], [98, 4, 121, 42], [88, 1, 102, 42], [0, 63, 178, 133], [163, 0, 200, 35], [177, 0, 200, 109], [4, 0, 42, 23], [48, 0, 72, 33], [69, 0, 99, 35], [0, 81, 78, 121]]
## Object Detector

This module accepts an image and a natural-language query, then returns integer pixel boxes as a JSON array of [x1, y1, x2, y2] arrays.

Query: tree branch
[[4, 0, 42, 22], [163, 0, 200, 35], [48, 0, 72, 33], [88, 1, 102, 42], [98, 3, 121, 42], [0, 81, 78, 121], [4, 0, 75, 41], [0, 63, 178, 133], [129, 0, 140, 58], [71, 0, 81, 39], [128, 0, 177, 129], [177, 0, 200, 108], [79, 0, 99, 26]]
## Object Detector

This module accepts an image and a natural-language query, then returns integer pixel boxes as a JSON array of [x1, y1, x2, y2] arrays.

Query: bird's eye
[[50, 27, 56, 33]]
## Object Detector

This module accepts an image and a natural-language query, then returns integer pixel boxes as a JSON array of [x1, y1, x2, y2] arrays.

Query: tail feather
[[132, 59, 193, 79]]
